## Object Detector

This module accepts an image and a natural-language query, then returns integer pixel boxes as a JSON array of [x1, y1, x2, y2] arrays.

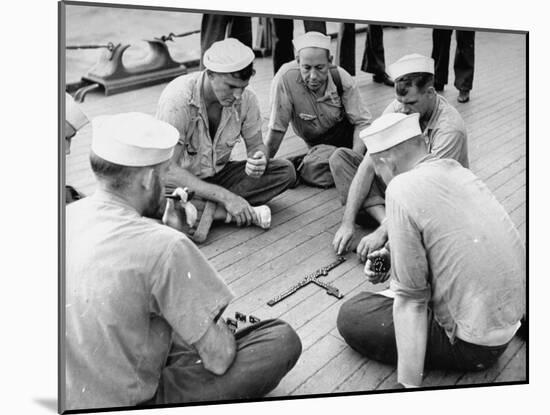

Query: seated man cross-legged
[[266, 31, 372, 188], [336, 112, 525, 388], [63, 113, 301, 411], [330, 54, 468, 261], [157, 38, 296, 242]]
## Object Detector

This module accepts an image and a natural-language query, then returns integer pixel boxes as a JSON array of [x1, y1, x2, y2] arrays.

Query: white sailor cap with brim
[[388, 53, 434, 81], [91, 112, 179, 167], [65, 92, 88, 130], [203, 38, 255, 73], [360, 112, 422, 154], [292, 31, 331, 53]]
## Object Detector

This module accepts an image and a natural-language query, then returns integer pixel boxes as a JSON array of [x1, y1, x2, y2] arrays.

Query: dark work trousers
[[149, 319, 302, 404], [432, 29, 475, 92], [337, 292, 510, 372], [362, 25, 386, 75], [200, 14, 253, 69], [272, 18, 327, 74], [337, 24, 386, 76], [205, 158, 296, 206], [328, 147, 386, 209]]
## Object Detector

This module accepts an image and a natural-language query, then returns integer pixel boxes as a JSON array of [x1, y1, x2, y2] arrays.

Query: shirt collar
[[189, 71, 207, 114], [424, 94, 443, 133], [92, 188, 141, 216]]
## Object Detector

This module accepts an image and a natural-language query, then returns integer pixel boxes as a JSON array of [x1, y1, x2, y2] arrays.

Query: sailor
[[156, 38, 296, 242], [330, 53, 469, 261], [65, 92, 89, 203], [336, 112, 524, 388], [64, 112, 301, 411], [266, 31, 372, 188]]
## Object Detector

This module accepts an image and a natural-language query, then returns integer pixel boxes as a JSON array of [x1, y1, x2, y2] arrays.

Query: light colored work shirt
[[156, 71, 263, 179], [387, 157, 525, 346], [268, 61, 371, 144], [383, 95, 469, 168], [64, 190, 233, 410]]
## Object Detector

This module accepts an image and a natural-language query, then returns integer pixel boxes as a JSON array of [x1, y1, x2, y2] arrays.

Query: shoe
[[372, 73, 395, 87], [457, 90, 470, 103], [252, 205, 271, 229], [434, 83, 444, 92]]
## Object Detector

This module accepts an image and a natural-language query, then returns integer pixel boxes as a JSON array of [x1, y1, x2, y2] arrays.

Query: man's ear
[[328, 54, 334, 64], [140, 168, 155, 190]]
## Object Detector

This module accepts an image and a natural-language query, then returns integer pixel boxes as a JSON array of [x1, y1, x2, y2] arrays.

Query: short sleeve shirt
[[156, 71, 263, 179], [64, 191, 233, 410], [383, 95, 469, 168], [387, 157, 525, 344], [268, 61, 371, 143]]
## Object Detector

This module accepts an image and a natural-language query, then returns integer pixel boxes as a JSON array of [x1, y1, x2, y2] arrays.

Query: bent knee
[[270, 319, 302, 365], [269, 158, 297, 187], [328, 147, 351, 172]]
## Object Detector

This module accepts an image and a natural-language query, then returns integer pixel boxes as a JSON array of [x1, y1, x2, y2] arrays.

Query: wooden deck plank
[[334, 359, 395, 393], [209, 190, 340, 270], [267, 333, 347, 396], [456, 337, 525, 385], [65, 24, 527, 395], [292, 340, 367, 395], [221, 203, 343, 285], [494, 344, 527, 383]]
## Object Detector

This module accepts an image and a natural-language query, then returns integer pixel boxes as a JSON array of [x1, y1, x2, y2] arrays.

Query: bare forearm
[[352, 125, 366, 155], [265, 129, 285, 158], [393, 296, 428, 387], [247, 141, 268, 159], [342, 157, 375, 224]]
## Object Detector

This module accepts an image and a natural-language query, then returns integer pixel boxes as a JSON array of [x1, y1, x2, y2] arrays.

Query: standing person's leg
[[273, 18, 295, 74], [208, 159, 296, 205], [337, 23, 356, 75], [303, 20, 327, 34], [200, 14, 230, 68], [361, 25, 393, 86], [431, 29, 453, 91], [156, 319, 302, 403], [454, 30, 475, 103], [227, 15, 253, 48]]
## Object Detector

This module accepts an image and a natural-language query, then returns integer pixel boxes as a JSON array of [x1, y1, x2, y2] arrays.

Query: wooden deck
[[65, 26, 527, 395]]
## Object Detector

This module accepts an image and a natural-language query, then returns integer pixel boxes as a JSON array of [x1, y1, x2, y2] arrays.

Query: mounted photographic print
[[60, 0, 528, 413]]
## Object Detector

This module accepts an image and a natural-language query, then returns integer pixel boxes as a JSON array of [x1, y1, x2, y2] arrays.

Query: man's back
[[65, 191, 232, 409], [387, 157, 525, 344]]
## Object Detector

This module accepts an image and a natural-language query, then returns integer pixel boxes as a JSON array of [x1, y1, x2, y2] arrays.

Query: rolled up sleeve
[[387, 188, 431, 305], [241, 90, 263, 139], [431, 128, 469, 168], [150, 237, 234, 346], [340, 68, 371, 130], [268, 73, 292, 133], [156, 90, 191, 146]]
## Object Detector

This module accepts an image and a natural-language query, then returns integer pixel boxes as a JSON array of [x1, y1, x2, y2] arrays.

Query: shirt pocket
[[180, 120, 202, 171], [215, 123, 241, 167]]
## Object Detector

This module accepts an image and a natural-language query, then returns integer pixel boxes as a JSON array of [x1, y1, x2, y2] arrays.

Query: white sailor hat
[[293, 31, 331, 53], [91, 112, 179, 167], [360, 112, 422, 154], [203, 38, 255, 73], [388, 53, 434, 81], [65, 93, 88, 131]]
